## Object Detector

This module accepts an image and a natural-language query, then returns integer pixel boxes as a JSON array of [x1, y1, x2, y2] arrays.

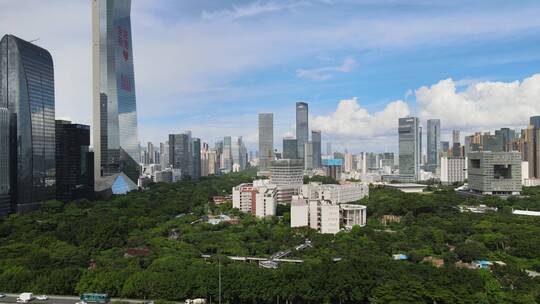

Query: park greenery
[[0, 171, 539, 303]]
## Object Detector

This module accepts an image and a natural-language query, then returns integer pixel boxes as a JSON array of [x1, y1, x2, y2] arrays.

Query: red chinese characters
[[120, 74, 132, 92], [117, 26, 129, 61]]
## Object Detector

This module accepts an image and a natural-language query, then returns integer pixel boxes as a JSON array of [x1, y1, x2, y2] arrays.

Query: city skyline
[[1, 1, 540, 152]]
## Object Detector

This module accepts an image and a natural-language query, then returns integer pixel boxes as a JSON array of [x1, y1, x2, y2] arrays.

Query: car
[[0, 294, 6, 298], [36, 296, 48, 301], [16, 300, 27, 304], [75, 301, 87, 304]]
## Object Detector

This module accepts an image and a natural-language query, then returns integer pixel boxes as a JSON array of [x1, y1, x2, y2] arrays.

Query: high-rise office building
[[304, 142, 314, 170], [193, 138, 201, 179], [426, 119, 441, 173], [169, 133, 192, 179], [160, 141, 169, 169], [55, 121, 94, 202], [283, 137, 298, 159], [0, 35, 56, 213], [398, 117, 421, 180], [527, 116, 540, 178], [452, 130, 460, 145], [326, 142, 332, 156], [0, 108, 9, 216], [495, 128, 516, 152], [258, 113, 274, 171], [93, 0, 140, 184], [441, 141, 450, 156], [312, 130, 322, 168], [147, 142, 155, 164], [296, 102, 309, 160], [222, 136, 232, 172]]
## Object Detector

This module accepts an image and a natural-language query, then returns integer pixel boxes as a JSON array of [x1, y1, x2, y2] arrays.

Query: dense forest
[[0, 172, 539, 303]]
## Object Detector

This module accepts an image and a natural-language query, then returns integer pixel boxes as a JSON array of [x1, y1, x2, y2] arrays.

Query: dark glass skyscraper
[[311, 130, 322, 168], [93, 0, 140, 184], [258, 113, 274, 171], [398, 117, 420, 180], [55, 120, 94, 202], [282, 137, 298, 159], [193, 137, 201, 179], [296, 102, 308, 161], [426, 119, 440, 173], [0, 107, 9, 216], [169, 133, 193, 179], [0, 35, 56, 213]]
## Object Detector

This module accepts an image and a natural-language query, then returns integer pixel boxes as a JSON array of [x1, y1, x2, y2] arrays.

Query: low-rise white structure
[[385, 183, 426, 193], [291, 196, 367, 234], [512, 209, 540, 217], [301, 182, 369, 204], [341, 204, 367, 229]]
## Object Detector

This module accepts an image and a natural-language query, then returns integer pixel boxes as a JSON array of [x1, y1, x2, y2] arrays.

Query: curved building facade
[[0, 35, 56, 212], [93, 0, 140, 183]]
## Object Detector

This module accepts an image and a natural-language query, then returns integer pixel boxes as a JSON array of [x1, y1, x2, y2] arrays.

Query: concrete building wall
[[320, 204, 340, 234], [441, 157, 467, 184], [468, 151, 522, 195]]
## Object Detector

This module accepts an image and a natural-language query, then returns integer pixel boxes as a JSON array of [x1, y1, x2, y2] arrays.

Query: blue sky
[[2, 0, 540, 152]]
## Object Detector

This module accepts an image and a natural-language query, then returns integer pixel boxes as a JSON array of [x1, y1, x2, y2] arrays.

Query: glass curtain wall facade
[[169, 133, 193, 179], [0, 35, 56, 213], [283, 138, 298, 159], [398, 117, 420, 180], [296, 102, 308, 161], [312, 130, 322, 168], [93, 0, 140, 184], [0, 108, 9, 216], [426, 119, 441, 173], [55, 120, 94, 202], [258, 113, 273, 171], [193, 138, 201, 179]]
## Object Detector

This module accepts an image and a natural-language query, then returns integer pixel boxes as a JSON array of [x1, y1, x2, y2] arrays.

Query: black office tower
[[55, 120, 94, 202], [0, 35, 56, 213]]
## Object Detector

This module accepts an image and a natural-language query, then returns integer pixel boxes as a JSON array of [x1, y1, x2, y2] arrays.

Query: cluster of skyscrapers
[[3, 0, 540, 217], [258, 102, 324, 175]]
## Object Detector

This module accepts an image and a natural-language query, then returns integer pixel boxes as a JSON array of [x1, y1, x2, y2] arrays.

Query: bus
[[80, 293, 110, 303]]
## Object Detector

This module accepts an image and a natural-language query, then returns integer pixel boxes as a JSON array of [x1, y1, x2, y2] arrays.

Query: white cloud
[[201, 1, 300, 21], [417, 74, 540, 129], [296, 57, 356, 81], [311, 97, 410, 139], [310, 74, 540, 152]]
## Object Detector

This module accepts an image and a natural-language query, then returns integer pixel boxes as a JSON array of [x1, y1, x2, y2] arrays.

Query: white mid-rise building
[[232, 183, 254, 213], [301, 182, 369, 204], [232, 182, 277, 217], [440, 156, 467, 185], [291, 196, 367, 234], [254, 185, 278, 217]]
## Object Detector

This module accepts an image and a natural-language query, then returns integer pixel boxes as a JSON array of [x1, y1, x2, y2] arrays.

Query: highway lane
[[0, 294, 148, 304]]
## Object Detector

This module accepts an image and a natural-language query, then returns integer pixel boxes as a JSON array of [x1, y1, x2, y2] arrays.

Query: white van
[[17, 293, 33, 303]]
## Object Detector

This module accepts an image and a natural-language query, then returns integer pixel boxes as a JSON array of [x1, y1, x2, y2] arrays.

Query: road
[[0, 294, 149, 304]]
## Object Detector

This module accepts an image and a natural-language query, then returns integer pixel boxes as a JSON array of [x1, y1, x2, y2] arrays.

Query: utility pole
[[218, 257, 222, 304]]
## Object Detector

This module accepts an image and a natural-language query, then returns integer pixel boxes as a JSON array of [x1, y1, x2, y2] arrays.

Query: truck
[[184, 299, 206, 304], [17, 293, 33, 303]]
